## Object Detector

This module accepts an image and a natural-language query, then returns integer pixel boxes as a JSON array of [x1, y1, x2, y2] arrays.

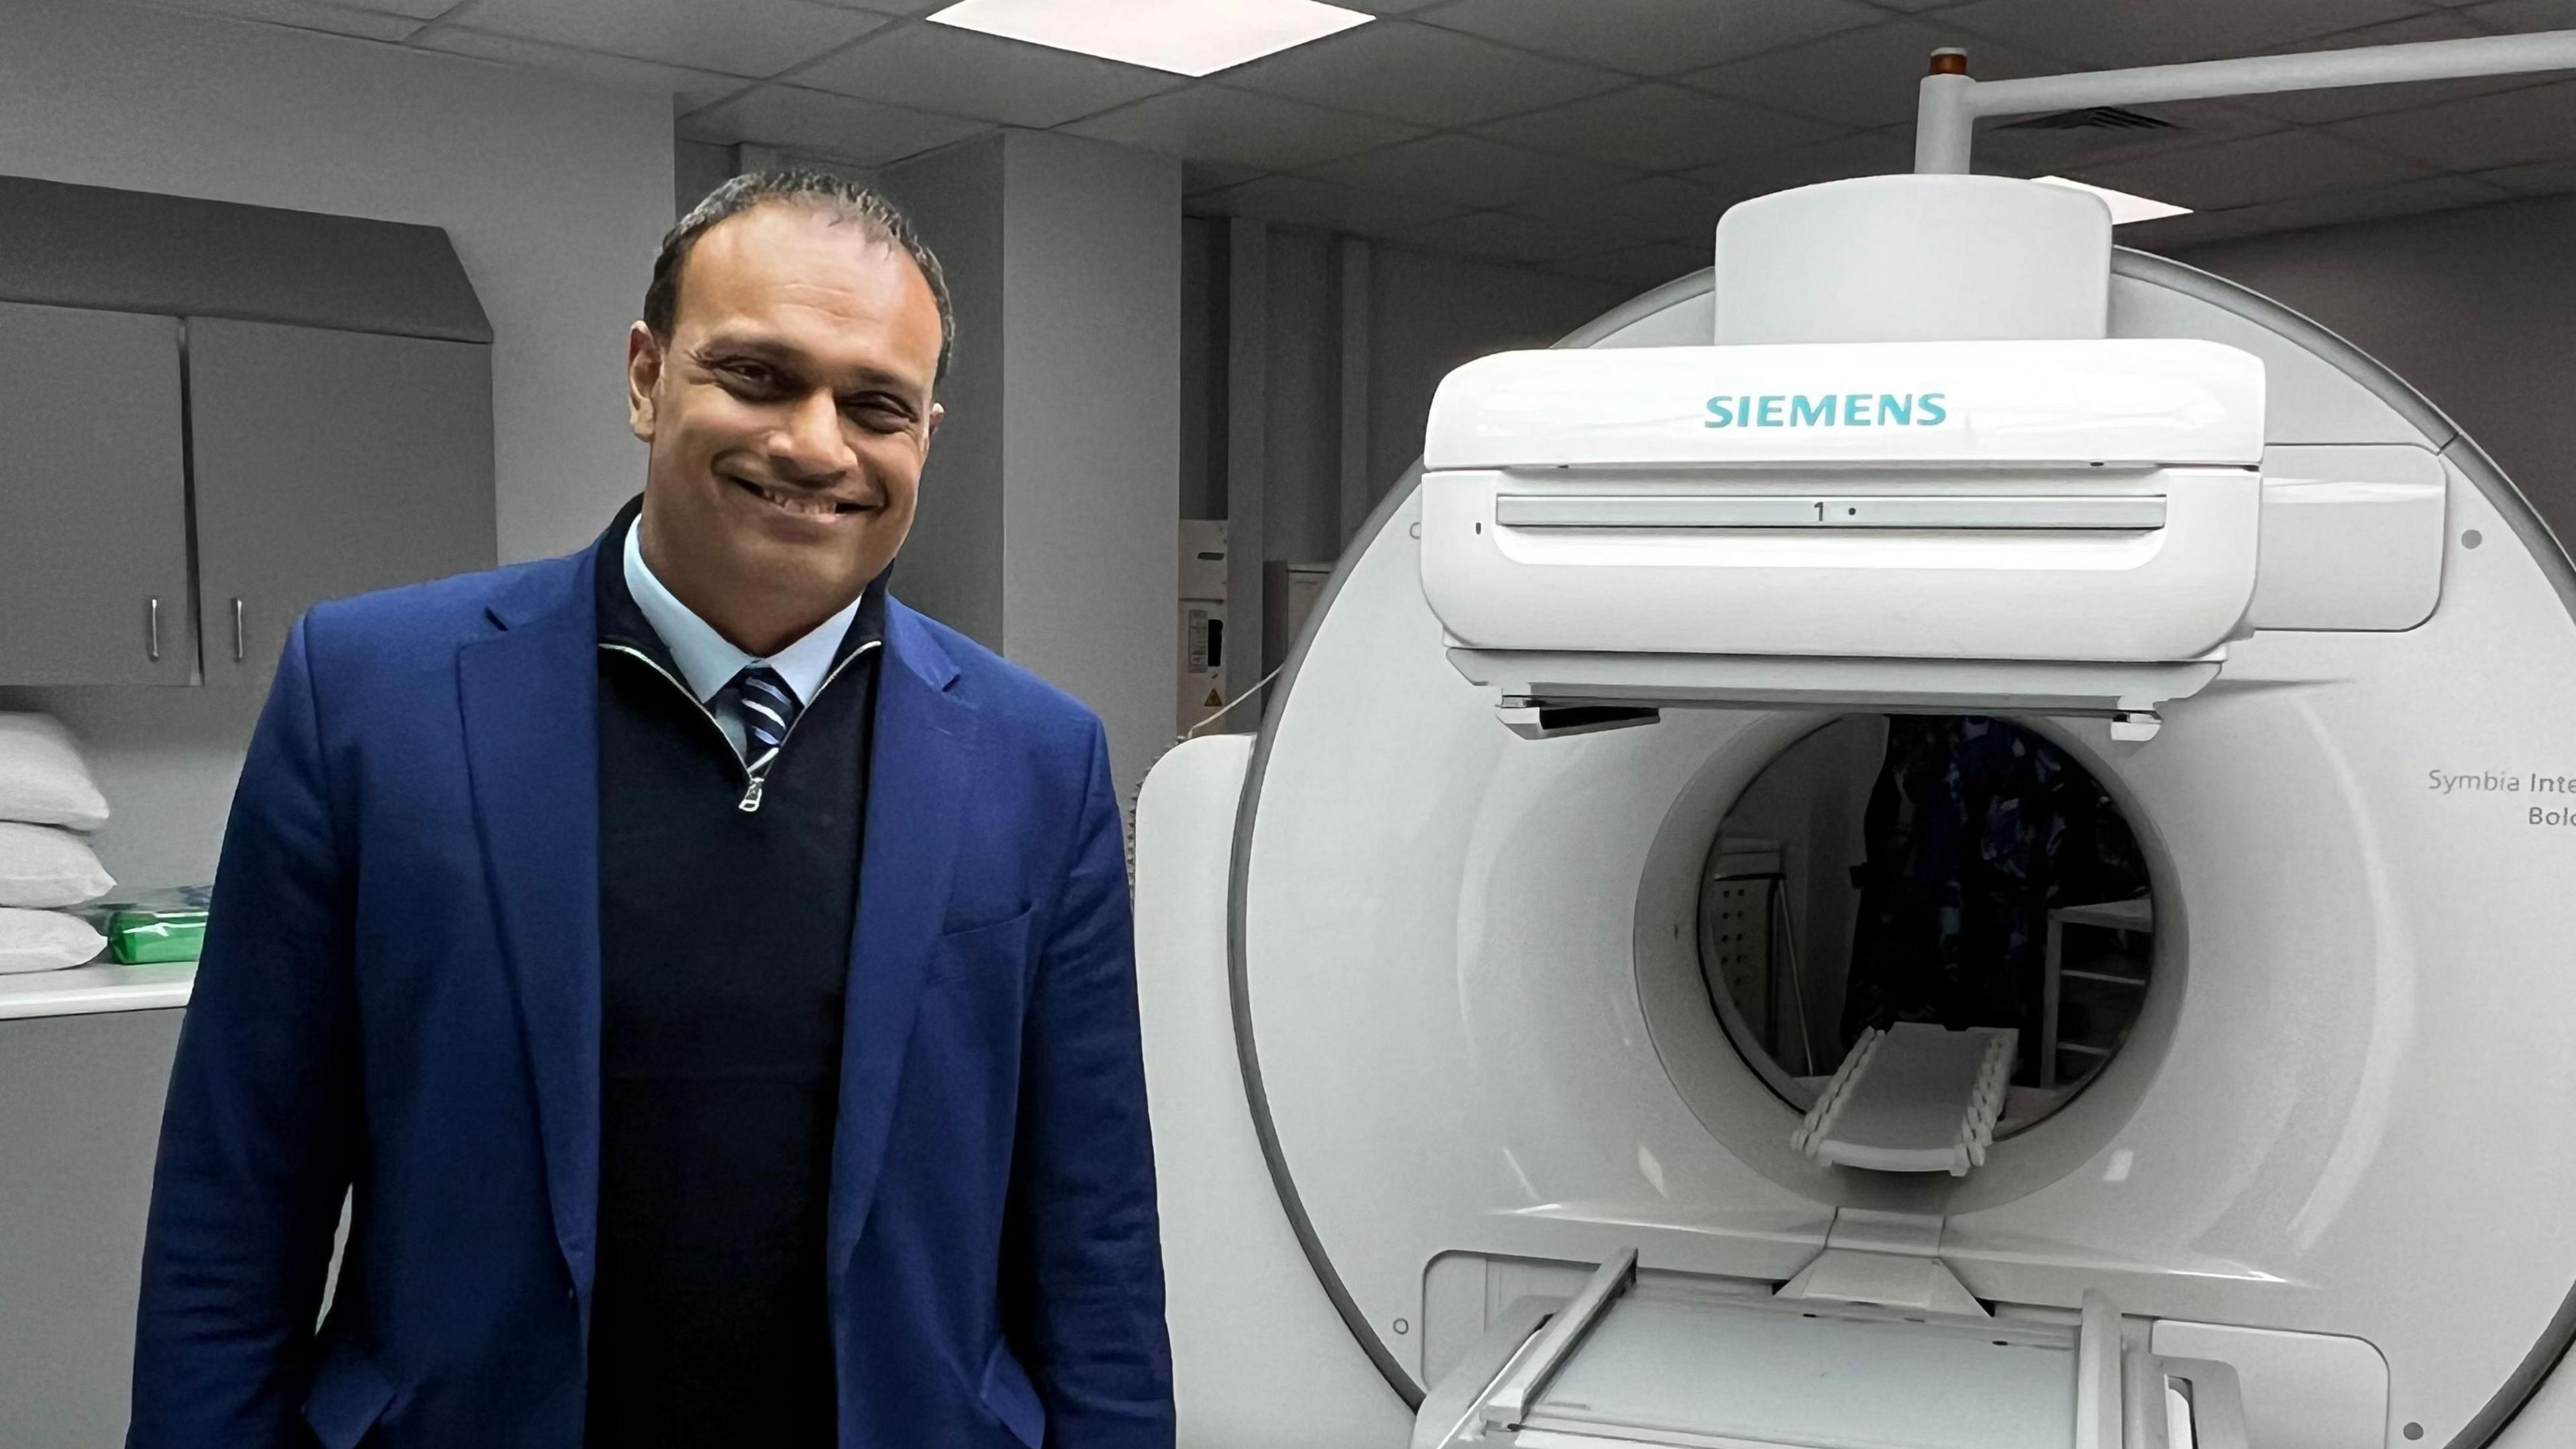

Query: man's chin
[[736, 536, 885, 602]]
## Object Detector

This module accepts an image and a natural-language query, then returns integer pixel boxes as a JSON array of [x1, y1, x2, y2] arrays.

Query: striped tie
[[731, 665, 800, 770]]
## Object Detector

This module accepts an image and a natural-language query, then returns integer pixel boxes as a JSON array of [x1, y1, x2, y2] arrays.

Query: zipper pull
[[738, 775, 766, 813]]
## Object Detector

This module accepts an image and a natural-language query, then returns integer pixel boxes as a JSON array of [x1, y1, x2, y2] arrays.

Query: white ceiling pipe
[[1915, 28, 2576, 175]]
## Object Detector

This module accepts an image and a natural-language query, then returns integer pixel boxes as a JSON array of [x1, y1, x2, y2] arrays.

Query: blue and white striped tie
[[731, 665, 800, 771]]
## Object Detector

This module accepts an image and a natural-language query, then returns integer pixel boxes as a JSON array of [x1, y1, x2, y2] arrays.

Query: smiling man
[[128, 172, 1173, 1449]]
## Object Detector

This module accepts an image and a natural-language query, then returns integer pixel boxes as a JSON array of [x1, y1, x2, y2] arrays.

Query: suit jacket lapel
[[832, 604, 972, 1269], [457, 555, 604, 1301]]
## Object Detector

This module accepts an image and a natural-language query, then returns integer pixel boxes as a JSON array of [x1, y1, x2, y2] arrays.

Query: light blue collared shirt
[[623, 519, 863, 761]]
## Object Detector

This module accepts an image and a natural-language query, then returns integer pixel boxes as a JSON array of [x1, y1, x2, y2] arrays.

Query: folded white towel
[[0, 713, 110, 830], [0, 822, 116, 909], [0, 908, 105, 973]]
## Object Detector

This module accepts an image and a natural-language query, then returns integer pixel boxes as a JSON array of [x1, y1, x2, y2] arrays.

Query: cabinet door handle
[[231, 598, 246, 662], [148, 597, 162, 662]]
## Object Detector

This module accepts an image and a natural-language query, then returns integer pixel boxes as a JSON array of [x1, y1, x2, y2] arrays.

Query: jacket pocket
[[927, 907, 1035, 985], [301, 1335, 397, 1449], [977, 1338, 1046, 1449]]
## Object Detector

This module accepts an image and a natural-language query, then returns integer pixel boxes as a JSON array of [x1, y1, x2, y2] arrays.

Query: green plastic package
[[111, 910, 207, 964], [94, 885, 212, 965]]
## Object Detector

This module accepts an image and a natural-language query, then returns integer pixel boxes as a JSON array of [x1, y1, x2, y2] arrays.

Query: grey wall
[[1182, 220, 1628, 591], [1179, 222, 1629, 696], [0, 0, 673, 892], [883, 131, 1181, 807], [1179, 221, 1226, 522], [675, 140, 737, 219], [999, 131, 1183, 806], [883, 136, 1011, 653], [1364, 248, 1629, 501], [2170, 193, 2576, 544], [1262, 230, 1347, 568]]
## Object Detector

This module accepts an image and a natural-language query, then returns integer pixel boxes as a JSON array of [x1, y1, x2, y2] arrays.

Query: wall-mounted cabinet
[[189, 319, 493, 686], [0, 174, 495, 687], [0, 303, 193, 685]]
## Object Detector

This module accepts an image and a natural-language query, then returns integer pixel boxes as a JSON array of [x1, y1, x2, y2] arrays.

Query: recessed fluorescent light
[[2030, 175, 2193, 225], [928, 0, 1372, 77]]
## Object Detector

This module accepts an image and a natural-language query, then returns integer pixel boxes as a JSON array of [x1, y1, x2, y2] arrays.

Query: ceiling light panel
[[928, 0, 1372, 77], [2030, 175, 2192, 225]]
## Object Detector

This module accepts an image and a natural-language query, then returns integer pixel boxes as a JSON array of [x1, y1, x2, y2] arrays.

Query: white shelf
[[0, 960, 195, 1022]]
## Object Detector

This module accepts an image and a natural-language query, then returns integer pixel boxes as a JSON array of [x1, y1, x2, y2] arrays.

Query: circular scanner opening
[[1699, 714, 2154, 1135]]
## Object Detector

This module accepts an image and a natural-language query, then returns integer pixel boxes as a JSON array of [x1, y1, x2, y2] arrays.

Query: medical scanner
[[1136, 29, 2576, 1449]]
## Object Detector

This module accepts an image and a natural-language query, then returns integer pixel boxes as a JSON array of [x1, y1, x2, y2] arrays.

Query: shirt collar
[[621, 517, 861, 707]]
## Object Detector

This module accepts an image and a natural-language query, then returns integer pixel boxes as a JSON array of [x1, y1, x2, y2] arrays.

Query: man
[[129, 172, 1173, 1449]]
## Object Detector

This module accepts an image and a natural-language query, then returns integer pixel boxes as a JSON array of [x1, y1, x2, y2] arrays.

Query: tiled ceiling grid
[[133, 0, 2576, 284]]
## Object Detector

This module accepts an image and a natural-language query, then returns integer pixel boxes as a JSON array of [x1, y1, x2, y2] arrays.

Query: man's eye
[[722, 362, 785, 392]]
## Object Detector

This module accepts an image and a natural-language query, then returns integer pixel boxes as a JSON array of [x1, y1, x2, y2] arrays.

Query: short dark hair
[[645, 169, 954, 382]]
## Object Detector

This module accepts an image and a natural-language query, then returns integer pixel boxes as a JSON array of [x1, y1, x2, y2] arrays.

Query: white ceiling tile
[[2330, 80, 2576, 170], [2269, 9, 2493, 46], [1065, 85, 1425, 170], [1939, 0, 2424, 68], [1200, 174, 1466, 236], [1219, 19, 1624, 127], [678, 85, 990, 165], [2070, 127, 2440, 213], [1389, 209, 1606, 265], [794, 21, 1181, 126], [1680, 126, 1917, 199], [2226, 12, 2542, 125], [421, 28, 747, 114], [1303, 132, 1645, 208], [1474, 83, 1845, 172], [1972, 99, 2288, 175], [2473, 158, 2576, 194], [1184, 160, 1269, 195], [1503, 174, 1731, 248], [166, 0, 449, 19], [2464, 0, 2576, 28], [458, 0, 888, 77], [1552, 239, 1709, 288], [1416, 0, 1882, 78], [1682, 19, 2074, 129], [141, 0, 425, 41], [2161, 174, 2516, 243], [2114, 209, 2279, 252]]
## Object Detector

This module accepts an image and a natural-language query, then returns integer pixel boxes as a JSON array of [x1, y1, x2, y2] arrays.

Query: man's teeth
[[750, 483, 843, 517]]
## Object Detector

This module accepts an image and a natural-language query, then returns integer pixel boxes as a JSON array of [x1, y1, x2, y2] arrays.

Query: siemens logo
[[1706, 392, 1949, 429]]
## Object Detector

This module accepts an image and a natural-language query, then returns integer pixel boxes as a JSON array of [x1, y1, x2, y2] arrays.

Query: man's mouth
[[727, 474, 868, 518]]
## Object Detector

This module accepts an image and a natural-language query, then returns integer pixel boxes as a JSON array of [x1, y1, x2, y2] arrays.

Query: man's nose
[[770, 389, 856, 480]]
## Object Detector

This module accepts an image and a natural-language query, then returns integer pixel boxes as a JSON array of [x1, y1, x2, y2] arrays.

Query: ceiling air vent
[[2000, 106, 2180, 131]]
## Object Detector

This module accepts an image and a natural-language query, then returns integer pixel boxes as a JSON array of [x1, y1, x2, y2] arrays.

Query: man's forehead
[[678, 204, 939, 360]]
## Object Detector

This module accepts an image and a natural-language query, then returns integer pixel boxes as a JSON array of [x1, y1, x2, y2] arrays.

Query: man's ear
[[923, 400, 945, 451], [627, 322, 664, 442]]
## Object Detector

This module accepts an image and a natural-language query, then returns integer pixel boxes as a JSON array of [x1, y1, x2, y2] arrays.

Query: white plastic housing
[[1714, 175, 2112, 345], [1419, 338, 2267, 664]]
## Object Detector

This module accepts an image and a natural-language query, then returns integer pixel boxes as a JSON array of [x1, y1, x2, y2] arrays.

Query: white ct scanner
[[1134, 30, 2576, 1449]]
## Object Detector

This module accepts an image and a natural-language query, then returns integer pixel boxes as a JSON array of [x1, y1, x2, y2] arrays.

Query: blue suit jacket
[[129, 532, 1173, 1449]]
